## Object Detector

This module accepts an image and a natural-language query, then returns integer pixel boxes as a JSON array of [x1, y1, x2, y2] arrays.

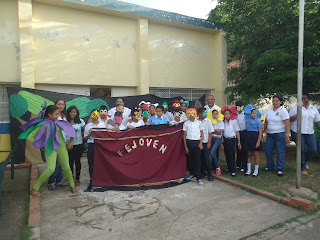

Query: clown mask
[[186, 108, 197, 119], [91, 110, 100, 119], [116, 105, 124, 113], [99, 109, 108, 116]]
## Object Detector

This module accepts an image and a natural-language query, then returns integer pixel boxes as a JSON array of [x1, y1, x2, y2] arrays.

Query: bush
[[314, 124, 320, 159]]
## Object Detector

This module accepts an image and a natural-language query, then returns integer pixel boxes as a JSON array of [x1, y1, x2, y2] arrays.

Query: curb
[[29, 163, 41, 240], [213, 174, 315, 210], [5, 163, 32, 170]]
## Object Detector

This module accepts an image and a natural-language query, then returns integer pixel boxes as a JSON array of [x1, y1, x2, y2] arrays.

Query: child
[[221, 107, 242, 177], [198, 107, 214, 181], [183, 108, 204, 184], [84, 110, 106, 191], [195, 101, 202, 110], [141, 110, 150, 124], [149, 105, 156, 117], [98, 105, 110, 128], [170, 111, 183, 126], [162, 102, 174, 122], [244, 105, 263, 177], [127, 109, 144, 129], [208, 109, 224, 175], [19, 104, 78, 196], [235, 101, 247, 172], [180, 102, 188, 122], [147, 106, 168, 125], [110, 111, 127, 131]]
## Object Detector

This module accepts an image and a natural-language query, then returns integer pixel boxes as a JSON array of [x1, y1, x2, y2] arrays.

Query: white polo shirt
[[163, 112, 174, 122], [266, 107, 290, 134], [223, 119, 240, 138], [289, 104, 320, 134], [204, 104, 221, 112], [84, 122, 106, 143], [99, 117, 111, 128], [183, 119, 204, 140], [127, 119, 145, 128], [180, 112, 188, 122], [212, 120, 224, 138], [108, 107, 131, 118], [200, 118, 214, 143], [236, 112, 247, 131]]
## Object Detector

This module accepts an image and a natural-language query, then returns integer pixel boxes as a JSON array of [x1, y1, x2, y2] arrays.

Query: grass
[[217, 145, 320, 201], [19, 195, 32, 240]]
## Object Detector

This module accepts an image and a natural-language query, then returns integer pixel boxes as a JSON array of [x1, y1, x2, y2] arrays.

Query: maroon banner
[[92, 125, 187, 186]]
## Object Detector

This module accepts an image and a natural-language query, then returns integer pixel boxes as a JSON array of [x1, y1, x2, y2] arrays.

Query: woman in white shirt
[[264, 95, 290, 176], [289, 93, 320, 175]]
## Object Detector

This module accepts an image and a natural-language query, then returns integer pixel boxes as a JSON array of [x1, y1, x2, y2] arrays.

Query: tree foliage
[[208, 0, 320, 102]]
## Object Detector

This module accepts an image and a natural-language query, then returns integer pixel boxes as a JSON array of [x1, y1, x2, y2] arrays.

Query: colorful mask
[[114, 116, 123, 124], [203, 110, 208, 117], [173, 111, 183, 118], [139, 101, 151, 110], [116, 105, 124, 113], [186, 108, 197, 118], [180, 99, 189, 108], [99, 109, 108, 116], [162, 102, 168, 110], [91, 110, 100, 119], [141, 110, 150, 119], [134, 111, 141, 120], [237, 106, 244, 113], [207, 109, 224, 125], [221, 106, 237, 120], [172, 100, 181, 109]]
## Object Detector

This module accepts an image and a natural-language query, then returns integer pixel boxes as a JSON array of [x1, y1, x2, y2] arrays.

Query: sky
[[120, 0, 218, 19]]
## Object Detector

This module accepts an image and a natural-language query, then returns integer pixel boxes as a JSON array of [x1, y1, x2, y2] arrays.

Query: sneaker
[[264, 167, 274, 171], [306, 165, 309, 170], [240, 169, 245, 173], [252, 172, 259, 177], [231, 172, 236, 177], [245, 172, 251, 176], [187, 175, 194, 181], [56, 182, 68, 189], [48, 183, 57, 191], [216, 168, 221, 175], [208, 175, 214, 181], [302, 171, 308, 176], [277, 170, 284, 176], [198, 179, 204, 185]]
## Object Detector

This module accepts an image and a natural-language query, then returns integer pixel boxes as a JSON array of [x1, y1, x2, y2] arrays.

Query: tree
[[208, 0, 320, 102]]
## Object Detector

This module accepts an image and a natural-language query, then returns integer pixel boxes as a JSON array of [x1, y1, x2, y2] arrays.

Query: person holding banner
[[147, 106, 168, 125], [127, 109, 144, 129], [108, 98, 131, 118]]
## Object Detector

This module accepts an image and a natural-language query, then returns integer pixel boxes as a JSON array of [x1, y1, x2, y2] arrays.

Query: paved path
[[38, 162, 301, 240]]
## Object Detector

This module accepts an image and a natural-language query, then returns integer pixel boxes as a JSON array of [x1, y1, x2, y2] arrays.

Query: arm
[[199, 130, 204, 150], [183, 131, 189, 154], [290, 115, 297, 122], [256, 128, 263, 148], [26, 126, 41, 144], [67, 138, 74, 150], [236, 131, 242, 149], [284, 119, 291, 144], [263, 118, 268, 130], [207, 131, 212, 149]]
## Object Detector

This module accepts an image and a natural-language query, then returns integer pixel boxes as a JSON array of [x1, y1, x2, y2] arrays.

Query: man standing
[[204, 95, 221, 112], [108, 98, 131, 118]]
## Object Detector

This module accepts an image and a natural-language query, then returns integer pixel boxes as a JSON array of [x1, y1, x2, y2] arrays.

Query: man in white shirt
[[183, 108, 204, 184], [289, 93, 320, 175], [235, 101, 247, 172], [198, 107, 214, 181], [108, 98, 131, 118], [204, 95, 221, 112]]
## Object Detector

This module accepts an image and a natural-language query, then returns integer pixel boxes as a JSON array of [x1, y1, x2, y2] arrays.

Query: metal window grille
[[0, 86, 10, 124], [149, 88, 211, 101]]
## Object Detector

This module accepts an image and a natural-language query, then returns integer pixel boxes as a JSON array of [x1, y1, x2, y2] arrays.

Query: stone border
[[214, 174, 316, 210], [5, 163, 32, 170]]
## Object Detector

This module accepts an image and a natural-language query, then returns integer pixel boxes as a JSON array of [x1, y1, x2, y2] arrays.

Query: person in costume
[[221, 107, 241, 177], [98, 105, 110, 128], [162, 102, 174, 122], [84, 110, 106, 191], [66, 106, 86, 186], [19, 104, 78, 196], [147, 106, 168, 125], [183, 108, 204, 184], [47, 99, 69, 191], [235, 101, 247, 173], [180, 100, 189, 113], [141, 110, 150, 124], [170, 110, 183, 126], [107, 104, 129, 129], [244, 105, 263, 177], [207, 109, 224, 175], [127, 108, 144, 129], [110, 111, 127, 131], [173, 100, 187, 122]]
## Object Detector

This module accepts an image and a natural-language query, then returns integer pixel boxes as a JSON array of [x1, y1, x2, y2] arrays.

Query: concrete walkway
[[38, 162, 301, 240]]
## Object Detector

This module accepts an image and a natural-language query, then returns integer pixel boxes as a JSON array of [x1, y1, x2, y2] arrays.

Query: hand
[[169, 123, 173, 127], [185, 147, 189, 154], [67, 142, 73, 150], [255, 142, 260, 148], [127, 125, 134, 129], [285, 135, 291, 145], [150, 122, 155, 126], [221, 144, 224, 150], [89, 128, 93, 134], [238, 142, 242, 150], [206, 143, 211, 149], [199, 143, 203, 150], [128, 119, 133, 123]]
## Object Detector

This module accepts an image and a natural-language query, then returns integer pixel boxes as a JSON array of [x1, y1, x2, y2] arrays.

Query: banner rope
[[93, 128, 182, 141]]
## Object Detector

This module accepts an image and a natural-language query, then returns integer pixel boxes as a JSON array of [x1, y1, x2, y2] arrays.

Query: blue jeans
[[48, 159, 64, 184], [210, 137, 221, 169], [291, 130, 317, 171], [265, 132, 286, 171]]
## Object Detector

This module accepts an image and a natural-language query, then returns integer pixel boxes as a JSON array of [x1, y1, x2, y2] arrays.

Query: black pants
[[68, 144, 83, 181], [236, 130, 248, 169], [187, 140, 201, 180], [201, 143, 212, 176], [87, 143, 95, 187], [223, 137, 236, 173]]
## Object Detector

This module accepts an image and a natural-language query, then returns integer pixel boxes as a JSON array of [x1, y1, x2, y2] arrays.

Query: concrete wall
[[0, 0, 227, 105]]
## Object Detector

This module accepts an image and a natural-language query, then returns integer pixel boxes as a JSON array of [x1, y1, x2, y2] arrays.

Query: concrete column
[[136, 18, 149, 95], [18, 0, 35, 88]]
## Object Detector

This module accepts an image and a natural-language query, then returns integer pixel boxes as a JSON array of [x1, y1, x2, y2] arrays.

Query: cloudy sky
[[120, 0, 218, 19]]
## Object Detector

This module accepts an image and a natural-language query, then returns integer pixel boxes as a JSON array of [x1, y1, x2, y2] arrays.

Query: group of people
[[21, 93, 319, 196]]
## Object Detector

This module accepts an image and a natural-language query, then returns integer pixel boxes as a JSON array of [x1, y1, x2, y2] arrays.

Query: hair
[[131, 108, 139, 117], [181, 102, 187, 107], [99, 105, 108, 111], [235, 100, 244, 107], [302, 92, 310, 99], [251, 109, 257, 113], [44, 105, 58, 118], [212, 109, 218, 114], [115, 111, 122, 117], [272, 95, 284, 106], [67, 106, 81, 124], [197, 107, 206, 115], [54, 99, 67, 118], [207, 94, 215, 99], [223, 109, 232, 114], [149, 105, 155, 110], [195, 101, 202, 107], [156, 106, 164, 112], [116, 98, 124, 103]]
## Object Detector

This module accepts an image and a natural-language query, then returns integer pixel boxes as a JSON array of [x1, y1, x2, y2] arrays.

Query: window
[[149, 88, 211, 101]]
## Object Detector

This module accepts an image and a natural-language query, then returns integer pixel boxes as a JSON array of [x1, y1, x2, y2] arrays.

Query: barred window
[[149, 88, 211, 101]]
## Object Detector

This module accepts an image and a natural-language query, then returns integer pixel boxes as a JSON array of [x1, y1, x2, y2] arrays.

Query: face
[[156, 108, 163, 117], [195, 102, 202, 109], [212, 111, 219, 119], [302, 95, 309, 105], [251, 109, 257, 119], [70, 109, 78, 119], [174, 116, 180, 122], [272, 97, 282, 108], [181, 103, 187, 112], [140, 104, 145, 111], [116, 98, 124, 105], [55, 100, 65, 113], [207, 96, 215, 106], [198, 112, 204, 119], [48, 110, 60, 121], [149, 106, 156, 114], [224, 111, 231, 120]]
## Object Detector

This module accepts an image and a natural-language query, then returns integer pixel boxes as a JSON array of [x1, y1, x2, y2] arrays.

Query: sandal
[[31, 189, 41, 197], [70, 187, 79, 194], [75, 180, 80, 186]]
